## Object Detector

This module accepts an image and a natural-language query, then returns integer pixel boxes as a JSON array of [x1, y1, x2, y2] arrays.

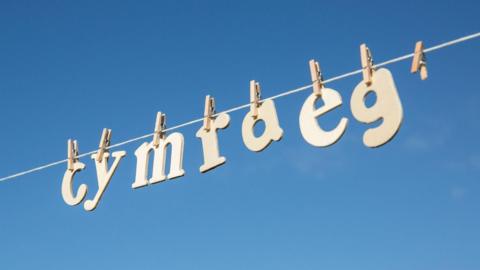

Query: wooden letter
[[61, 162, 87, 206], [350, 68, 403, 148], [299, 88, 348, 147], [132, 132, 185, 189], [241, 99, 283, 152], [84, 151, 126, 211], [196, 113, 230, 173]]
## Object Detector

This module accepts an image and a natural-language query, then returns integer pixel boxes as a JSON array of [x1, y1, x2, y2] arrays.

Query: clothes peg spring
[[203, 95, 216, 131], [67, 139, 79, 171], [309, 59, 324, 96], [250, 80, 261, 119], [360, 44, 374, 86], [411, 41, 428, 80], [153, 112, 166, 148], [97, 128, 112, 162]]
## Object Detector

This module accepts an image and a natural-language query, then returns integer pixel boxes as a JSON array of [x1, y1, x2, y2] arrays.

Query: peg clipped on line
[[67, 139, 79, 171], [250, 80, 261, 119], [153, 112, 166, 148], [203, 95, 216, 131], [309, 59, 324, 96], [360, 43, 374, 86], [97, 128, 112, 162], [411, 41, 428, 80]]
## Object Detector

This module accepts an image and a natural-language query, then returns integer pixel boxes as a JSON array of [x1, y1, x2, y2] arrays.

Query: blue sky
[[0, 0, 479, 269]]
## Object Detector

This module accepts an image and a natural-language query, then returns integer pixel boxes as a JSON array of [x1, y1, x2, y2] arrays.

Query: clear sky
[[0, 0, 479, 269]]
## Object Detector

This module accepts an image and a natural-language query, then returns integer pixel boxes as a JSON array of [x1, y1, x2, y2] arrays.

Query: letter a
[[241, 99, 283, 152]]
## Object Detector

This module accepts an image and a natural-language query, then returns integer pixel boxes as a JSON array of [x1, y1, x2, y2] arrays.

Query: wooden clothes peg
[[309, 59, 324, 96], [97, 128, 112, 162], [360, 43, 374, 86], [203, 95, 215, 131], [153, 112, 166, 148], [67, 139, 79, 171], [411, 41, 428, 80], [250, 80, 261, 119]]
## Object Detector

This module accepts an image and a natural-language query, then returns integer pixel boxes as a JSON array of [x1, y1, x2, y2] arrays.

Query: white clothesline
[[1, 32, 479, 183]]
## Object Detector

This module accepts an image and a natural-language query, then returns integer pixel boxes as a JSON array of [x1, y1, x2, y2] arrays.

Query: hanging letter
[[196, 113, 230, 173], [241, 99, 283, 152], [350, 68, 403, 148], [131, 132, 185, 189], [61, 162, 87, 206], [299, 88, 348, 147], [83, 151, 126, 211]]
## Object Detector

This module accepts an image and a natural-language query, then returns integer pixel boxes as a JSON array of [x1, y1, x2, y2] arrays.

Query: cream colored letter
[[299, 88, 348, 147], [131, 132, 185, 189], [61, 162, 87, 206], [83, 151, 126, 211], [196, 113, 230, 173], [350, 68, 403, 148], [241, 99, 283, 152]]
